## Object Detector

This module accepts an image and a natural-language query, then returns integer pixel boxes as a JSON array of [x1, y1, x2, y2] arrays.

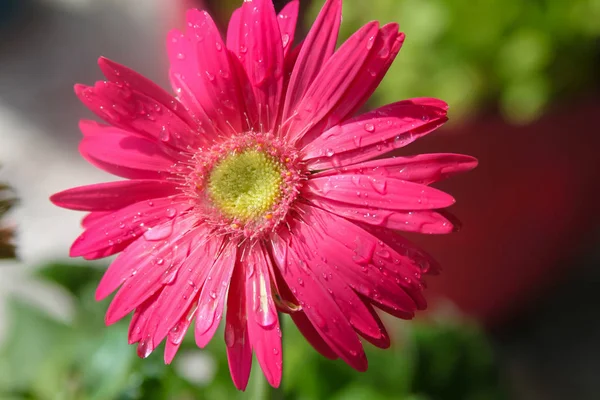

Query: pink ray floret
[[51, 0, 477, 390]]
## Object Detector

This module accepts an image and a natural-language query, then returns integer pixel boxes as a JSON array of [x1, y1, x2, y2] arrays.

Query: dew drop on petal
[[364, 123, 375, 132], [224, 323, 236, 347]]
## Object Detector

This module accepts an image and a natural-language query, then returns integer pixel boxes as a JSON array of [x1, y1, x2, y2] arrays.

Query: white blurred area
[[0, 0, 177, 340]]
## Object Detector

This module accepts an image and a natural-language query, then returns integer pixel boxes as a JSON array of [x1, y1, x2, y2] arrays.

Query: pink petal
[[128, 292, 161, 345], [305, 174, 455, 211], [225, 259, 252, 390], [164, 301, 197, 364], [104, 217, 197, 325], [360, 302, 391, 349], [94, 213, 195, 301], [273, 221, 382, 341], [81, 211, 111, 228], [302, 99, 448, 169], [314, 153, 478, 185], [284, 22, 380, 144], [98, 57, 196, 128], [271, 228, 368, 371], [290, 311, 338, 360], [78, 120, 179, 180], [146, 226, 223, 348], [195, 244, 237, 348], [306, 196, 455, 234], [277, 0, 299, 58], [181, 10, 245, 133], [297, 204, 425, 313], [72, 196, 191, 260], [51, 180, 180, 212], [359, 223, 442, 276], [317, 25, 405, 132], [282, 0, 342, 121], [74, 82, 199, 151], [244, 244, 282, 387], [235, 0, 284, 132], [226, 7, 243, 52]]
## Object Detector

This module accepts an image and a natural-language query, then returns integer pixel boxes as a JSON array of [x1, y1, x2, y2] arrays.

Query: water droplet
[[297, 278, 304, 286], [378, 46, 390, 59], [205, 70, 215, 81], [176, 53, 185, 60], [272, 348, 280, 355], [165, 208, 177, 218], [159, 126, 170, 142], [156, 258, 164, 265], [224, 323, 236, 347], [364, 123, 375, 132], [367, 35, 376, 50], [215, 41, 223, 51], [239, 45, 248, 54], [137, 335, 154, 358], [282, 33, 290, 48], [144, 221, 174, 241]]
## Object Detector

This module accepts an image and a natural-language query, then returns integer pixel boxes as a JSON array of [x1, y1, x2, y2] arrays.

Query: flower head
[[51, 0, 476, 390]]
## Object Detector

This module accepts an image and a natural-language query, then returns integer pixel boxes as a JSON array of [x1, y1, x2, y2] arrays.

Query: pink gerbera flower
[[51, 0, 476, 390]]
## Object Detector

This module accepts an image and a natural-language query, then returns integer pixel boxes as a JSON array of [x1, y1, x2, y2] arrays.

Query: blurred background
[[0, 0, 599, 398]]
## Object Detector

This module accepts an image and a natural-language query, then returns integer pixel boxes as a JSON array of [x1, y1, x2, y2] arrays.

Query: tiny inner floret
[[208, 150, 283, 221]]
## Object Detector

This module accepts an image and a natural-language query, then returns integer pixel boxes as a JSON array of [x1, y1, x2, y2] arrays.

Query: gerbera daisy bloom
[[51, 0, 476, 390]]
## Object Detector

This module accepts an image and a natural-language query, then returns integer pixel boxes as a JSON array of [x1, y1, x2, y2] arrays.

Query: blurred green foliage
[[306, 0, 600, 123], [0, 263, 508, 399]]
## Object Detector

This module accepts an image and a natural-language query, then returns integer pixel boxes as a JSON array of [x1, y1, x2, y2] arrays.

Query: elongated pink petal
[[277, 0, 299, 58], [283, 0, 342, 120], [298, 204, 426, 312], [319, 25, 405, 131], [195, 244, 237, 348], [186, 10, 245, 132], [78, 121, 178, 180], [245, 244, 282, 387], [164, 301, 197, 364], [74, 82, 199, 150], [284, 22, 380, 144], [51, 180, 180, 212], [128, 292, 161, 345], [274, 220, 382, 340], [360, 302, 390, 349], [290, 311, 338, 360], [305, 174, 455, 211], [226, 7, 243, 52], [303, 99, 448, 169], [271, 227, 368, 371], [314, 153, 479, 185], [306, 196, 455, 233], [146, 226, 223, 348], [98, 57, 196, 128], [301, 246, 383, 342], [234, 0, 284, 132], [81, 211, 111, 228], [72, 196, 191, 260], [225, 260, 252, 391], [105, 218, 197, 325], [359, 223, 442, 276], [94, 214, 196, 301]]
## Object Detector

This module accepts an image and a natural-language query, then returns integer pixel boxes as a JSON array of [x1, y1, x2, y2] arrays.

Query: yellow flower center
[[208, 150, 283, 221]]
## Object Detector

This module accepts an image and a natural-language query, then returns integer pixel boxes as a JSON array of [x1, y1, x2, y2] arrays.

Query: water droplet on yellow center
[[207, 150, 283, 221]]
